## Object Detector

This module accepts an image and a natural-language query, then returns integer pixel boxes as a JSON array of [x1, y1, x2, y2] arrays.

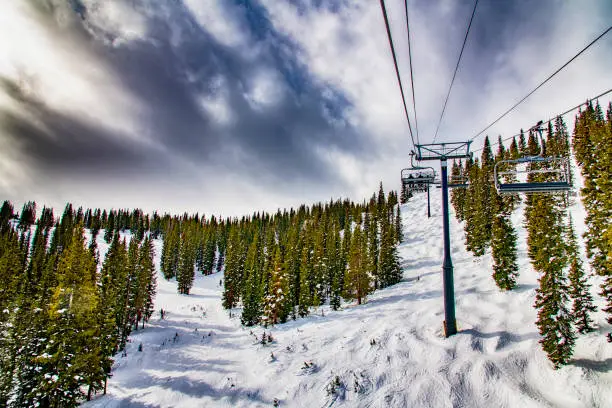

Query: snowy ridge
[[85, 192, 612, 407]]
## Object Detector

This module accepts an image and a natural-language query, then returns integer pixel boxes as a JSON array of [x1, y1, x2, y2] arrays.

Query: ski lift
[[494, 122, 572, 194], [401, 152, 436, 188]]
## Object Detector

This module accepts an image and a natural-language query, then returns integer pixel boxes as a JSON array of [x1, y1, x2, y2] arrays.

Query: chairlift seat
[[494, 154, 572, 194], [498, 181, 571, 194]]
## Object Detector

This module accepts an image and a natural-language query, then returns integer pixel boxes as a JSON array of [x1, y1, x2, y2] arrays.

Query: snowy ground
[[85, 192, 612, 407]]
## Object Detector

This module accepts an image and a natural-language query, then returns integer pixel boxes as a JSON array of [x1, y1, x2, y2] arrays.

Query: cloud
[[0, 0, 610, 216]]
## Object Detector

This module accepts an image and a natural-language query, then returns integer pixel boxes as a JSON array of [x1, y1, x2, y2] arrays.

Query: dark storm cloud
[[0, 77, 165, 176], [1, 0, 367, 187]]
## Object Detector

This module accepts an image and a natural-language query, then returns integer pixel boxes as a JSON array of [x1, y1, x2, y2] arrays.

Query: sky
[[0, 0, 611, 218]]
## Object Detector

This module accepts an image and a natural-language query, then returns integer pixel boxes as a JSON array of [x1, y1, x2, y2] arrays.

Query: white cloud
[[82, 0, 148, 45], [244, 69, 286, 111], [196, 75, 234, 125], [260, 0, 612, 198], [183, 0, 250, 49], [0, 1, 147, 143]]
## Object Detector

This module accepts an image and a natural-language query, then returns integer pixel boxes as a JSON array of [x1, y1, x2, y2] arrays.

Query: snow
[[84, 192, 612, 407]]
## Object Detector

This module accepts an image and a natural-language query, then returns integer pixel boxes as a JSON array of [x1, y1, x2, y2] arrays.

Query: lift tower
[[414, 141, 472, 337]]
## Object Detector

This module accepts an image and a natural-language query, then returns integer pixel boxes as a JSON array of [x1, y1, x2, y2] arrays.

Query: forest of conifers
[[0, 183, 402, 406], [0, 101, 610, 406], [439, 102, 611, 368]]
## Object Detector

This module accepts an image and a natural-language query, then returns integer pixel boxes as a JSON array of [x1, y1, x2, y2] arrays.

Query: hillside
[[85, 192, 612, 408]]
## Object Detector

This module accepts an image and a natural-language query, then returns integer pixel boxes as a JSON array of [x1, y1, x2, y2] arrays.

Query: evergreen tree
[[395, 205, 403, 244], [262, 245, 290, 325], [222, 228, 243, 310], [378, 210, 402, 288], [572, 102, 612, 340], [565, 217, 596, 334], [242, 233, 263, 325], [343, 222, 372, 305], [38, 224, 103, 405], [490, 191, 519, 290], [298, 226, 314, 317], [138, 237, 157, 328], [18, 201, 36, 230], [0, 200, 14, 234], [177, 228, 196, 295]]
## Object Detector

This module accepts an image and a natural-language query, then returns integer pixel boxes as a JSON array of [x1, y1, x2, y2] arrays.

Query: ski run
[[85, 191, 611, 408]]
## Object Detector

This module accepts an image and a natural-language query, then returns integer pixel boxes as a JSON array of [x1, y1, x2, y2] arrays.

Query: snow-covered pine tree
[[565, 217, 596, 334], [490, 190, 519, 290], [532, 197, 576, 368], [526, 128, 575, 368], [572, 101, 612, 341], [38, 223, 102, 405], [262, 245, 290, 325]]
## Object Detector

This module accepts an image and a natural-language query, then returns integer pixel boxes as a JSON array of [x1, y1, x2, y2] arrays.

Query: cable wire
[[379, 0, 416, 150], [471, 87, 612, 154], [432, 0, 479, 143], [405, 0, 419, 145], [470, 25, 612, 143]]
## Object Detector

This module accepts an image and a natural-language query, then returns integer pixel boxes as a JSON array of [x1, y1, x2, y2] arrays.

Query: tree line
[[0, 202, 157, 406], [449, 101, 611, 368], [158, 184, 404, 326]]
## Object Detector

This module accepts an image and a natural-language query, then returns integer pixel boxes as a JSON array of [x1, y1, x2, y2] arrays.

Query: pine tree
[[528, 195, 575, 367], [262, 245, 290, 325], [137, 237, 157, 328], [566, 217, 596, 334], [490, 191, 519, 290], [395, 205, 403, 244], [18, 201, 36, 230], [242, 233, 263, 325], [177, 228, 196, 295], [378, 209, 402, 288], [38, 223, 102, 405], [343, 222, 372, 305], [572, 102, 612, 340], [222, 228, 243, 310], [99, 233, 129, 355], [298, 226, 314, 317]]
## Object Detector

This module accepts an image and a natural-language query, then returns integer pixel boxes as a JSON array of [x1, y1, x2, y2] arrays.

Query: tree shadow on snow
[[461, 328, 539, 345], [113, 369, 270, 405], [571, 357, 612, 373], [87, 395, 158, 408], [401, 259, 440, 271]]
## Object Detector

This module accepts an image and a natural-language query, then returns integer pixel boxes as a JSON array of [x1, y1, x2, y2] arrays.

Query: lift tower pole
[[413, 141, 471, 337], [427, 183, 431, 218], [440, 159, 456, 336]]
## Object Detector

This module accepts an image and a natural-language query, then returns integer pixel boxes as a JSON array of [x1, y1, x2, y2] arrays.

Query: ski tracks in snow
[[85, 193, 612, 408]]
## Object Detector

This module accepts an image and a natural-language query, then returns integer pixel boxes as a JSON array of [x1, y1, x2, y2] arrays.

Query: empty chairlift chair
[[494, 122, 572, 194], [494, 156, 571, 193]]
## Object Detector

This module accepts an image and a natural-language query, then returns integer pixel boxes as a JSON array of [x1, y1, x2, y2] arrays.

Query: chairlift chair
[[493, 122, 572, 194], [494, 156, 571, 193], [401, 152, 436, 189], [401, 168, 436, 187]]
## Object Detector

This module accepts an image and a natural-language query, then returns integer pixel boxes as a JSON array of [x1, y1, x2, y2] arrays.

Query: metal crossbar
[[415, 142, 472, 161]]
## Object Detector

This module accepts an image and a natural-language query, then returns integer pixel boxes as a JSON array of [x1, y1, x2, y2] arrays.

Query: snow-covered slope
[[85, 192, 612, 408]]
